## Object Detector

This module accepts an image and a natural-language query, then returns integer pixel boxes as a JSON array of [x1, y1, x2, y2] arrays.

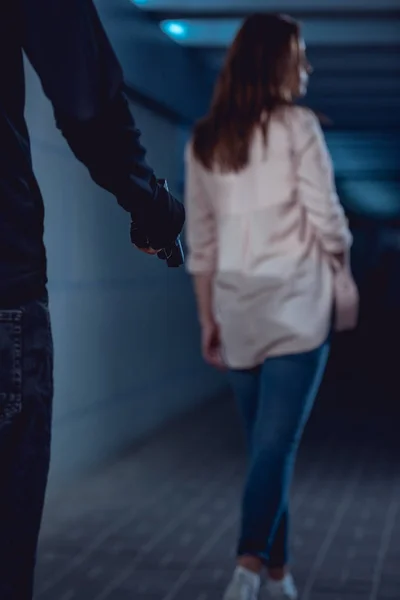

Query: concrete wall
[[24, 43, 224, 484]]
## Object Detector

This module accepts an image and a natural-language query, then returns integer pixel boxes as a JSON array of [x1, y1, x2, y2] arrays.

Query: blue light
[[161, 21, 188, 40], [132, 0, 149, 5]]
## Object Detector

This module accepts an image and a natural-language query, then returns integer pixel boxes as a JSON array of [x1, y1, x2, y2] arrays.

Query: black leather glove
[[130, 179, 184, 267]]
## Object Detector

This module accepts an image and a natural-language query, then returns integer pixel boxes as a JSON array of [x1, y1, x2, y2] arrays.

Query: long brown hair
[[192, 13, 301, 172]]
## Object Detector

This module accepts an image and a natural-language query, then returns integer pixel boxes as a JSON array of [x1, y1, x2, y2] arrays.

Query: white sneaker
[[223, 566, 261, 600], [264, 574, 298, 599]]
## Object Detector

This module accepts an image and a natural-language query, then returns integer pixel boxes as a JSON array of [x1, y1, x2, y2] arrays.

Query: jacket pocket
[[0, 309, 23, 424]]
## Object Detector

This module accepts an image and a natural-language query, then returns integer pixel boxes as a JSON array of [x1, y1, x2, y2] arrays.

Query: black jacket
[[0, 0, 185, 307]]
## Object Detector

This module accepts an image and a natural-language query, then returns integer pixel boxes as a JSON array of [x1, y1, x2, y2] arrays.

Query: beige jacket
[[185, 106, 352, 369]]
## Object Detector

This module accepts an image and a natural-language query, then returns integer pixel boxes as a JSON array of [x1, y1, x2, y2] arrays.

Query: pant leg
[[267, 508, 289, 568], [0, 296, 53, 600], [228, 366, 260, 450], [228, 367, 289, 567], [233, 341, 330, 564]]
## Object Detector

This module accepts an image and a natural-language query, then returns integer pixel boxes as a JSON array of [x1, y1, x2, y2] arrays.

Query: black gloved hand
[[130, 179, 184, 267]]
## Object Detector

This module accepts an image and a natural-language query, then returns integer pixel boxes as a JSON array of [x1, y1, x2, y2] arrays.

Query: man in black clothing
[[0, 1, 185, 598]]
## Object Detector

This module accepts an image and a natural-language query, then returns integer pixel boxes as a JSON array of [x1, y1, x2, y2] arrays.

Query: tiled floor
[[35, 396, 400, 600]]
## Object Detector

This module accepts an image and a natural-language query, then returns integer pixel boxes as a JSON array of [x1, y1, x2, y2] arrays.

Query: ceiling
[[130, 0, 400, 131]]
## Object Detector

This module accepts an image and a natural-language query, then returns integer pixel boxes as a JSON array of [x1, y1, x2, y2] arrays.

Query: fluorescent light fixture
[[160, 21, 188, 40], [160, 19, 239, 45]]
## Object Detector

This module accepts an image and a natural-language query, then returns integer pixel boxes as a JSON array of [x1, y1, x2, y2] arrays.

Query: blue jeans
[[228, 340, 330, 567], [0, 295, 53, 599]]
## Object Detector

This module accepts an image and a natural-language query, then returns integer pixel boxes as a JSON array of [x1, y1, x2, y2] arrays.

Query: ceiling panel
[[129, 0, 400, 130], [132, 0, 400, 12]]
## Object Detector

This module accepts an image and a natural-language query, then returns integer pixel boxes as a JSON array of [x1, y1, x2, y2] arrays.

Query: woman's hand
[[201, 320, 226, 370]]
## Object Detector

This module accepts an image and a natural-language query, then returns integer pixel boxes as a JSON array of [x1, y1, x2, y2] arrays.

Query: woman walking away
[[184, 12, 355, 600]]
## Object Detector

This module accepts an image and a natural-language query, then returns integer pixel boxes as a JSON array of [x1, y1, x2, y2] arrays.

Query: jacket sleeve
[[294, 108, 352, 255], [20, 0, 184, 248], [184, 144, 217, 274]]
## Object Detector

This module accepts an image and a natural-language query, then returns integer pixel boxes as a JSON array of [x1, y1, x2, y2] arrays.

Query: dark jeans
[[228, 340, 330, 567], [0, 295, 53, 600]]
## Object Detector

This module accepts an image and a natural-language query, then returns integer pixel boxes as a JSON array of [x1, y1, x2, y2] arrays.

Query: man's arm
[[20, 0, 184, 249]]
